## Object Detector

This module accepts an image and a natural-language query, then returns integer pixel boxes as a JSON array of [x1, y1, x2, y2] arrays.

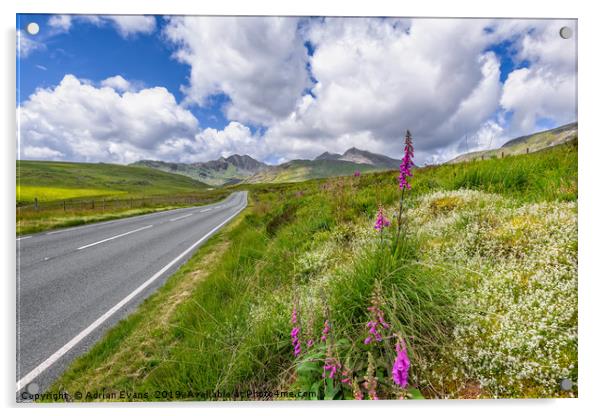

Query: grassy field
[[42, 140, 577, 401], [16, 160, 230, 235], [17, 160, 210, 204]]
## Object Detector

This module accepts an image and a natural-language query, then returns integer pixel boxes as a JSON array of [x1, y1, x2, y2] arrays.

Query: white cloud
[[101, 75, 132, 92], [21, 146, 64, 160], [17, 30, 45, 58], [47, 15, 156, 38], [499, 20, 577, 136], [104, 16, 157, 37], [261, 18, 504, 162], [501, 66, 576, 133], [47, 15, 72, 32], [163, 16, 310, 125], [19, 74, 199, 164]]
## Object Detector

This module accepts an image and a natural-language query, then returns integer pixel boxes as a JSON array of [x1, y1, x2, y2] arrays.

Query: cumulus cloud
[[499, 20, 577, 136], [260, 18, 505, 162], [258, 18, 577, 164], [163, 16, 311, 125], [19, 74, 199, 164], [47, 15, 156, 38], [101, 75, 132, 92]]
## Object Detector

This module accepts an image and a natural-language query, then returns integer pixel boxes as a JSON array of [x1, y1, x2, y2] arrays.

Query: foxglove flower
[[392, 339, 410, 388], [364, 303, 390, 344], [291, 305, 302, 357], [398, 130, 414, 190], [354, 170, 361, 177], [320, 320, 331, 342], [373, 205, 391, 232], [322, 357, 341, 379]]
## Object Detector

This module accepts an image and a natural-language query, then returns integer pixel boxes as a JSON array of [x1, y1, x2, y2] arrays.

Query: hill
[[47, 141, 577, 400], [131, 154, 268, 187], [16, 160, 210, 204], [245, 159, 382, 183], [247, 148, 401, 184], [448, 122, 577, 163]]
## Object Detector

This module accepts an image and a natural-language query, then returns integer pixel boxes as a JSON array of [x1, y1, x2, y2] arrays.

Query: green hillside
[[448, 122, 577, 163], [17, 160, 210, 204], [47, 140, 577, 400], [245, 159, 382, 183]]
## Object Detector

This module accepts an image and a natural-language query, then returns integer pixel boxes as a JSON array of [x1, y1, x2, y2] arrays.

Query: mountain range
[[132, 147, 401, 186], [132, 123, 578, 186]]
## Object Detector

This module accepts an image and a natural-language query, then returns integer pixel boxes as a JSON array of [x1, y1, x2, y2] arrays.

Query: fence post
[[501, 151, 504, 158], [102, 199, 105, 211], [34, 197, 38, 210], [130, 198, 133, 208], [526, 147, 529, 154], [63, 200, 66, 212], [91, 200, 95, 210]]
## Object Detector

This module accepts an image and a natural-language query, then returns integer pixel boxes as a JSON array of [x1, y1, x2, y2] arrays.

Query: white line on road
[[16, 236, 32, 241], [198, 208, 212, 213], [169, 213, 193, 222], [76, 225, 153, 250], [16, 201, 246, 392]]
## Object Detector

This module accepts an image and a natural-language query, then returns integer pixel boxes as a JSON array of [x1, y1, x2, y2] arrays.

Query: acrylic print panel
[[16, 14, 577, 402]]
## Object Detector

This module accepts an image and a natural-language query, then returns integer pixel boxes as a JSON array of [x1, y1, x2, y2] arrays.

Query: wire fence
[[17, 193, 227, 215]]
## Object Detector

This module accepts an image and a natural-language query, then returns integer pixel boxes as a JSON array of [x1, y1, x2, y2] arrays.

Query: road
[[16, 191, 247, 398]]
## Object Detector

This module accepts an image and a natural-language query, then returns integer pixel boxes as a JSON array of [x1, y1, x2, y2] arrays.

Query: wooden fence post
[[91, 200, 95, 210], [34, 197, 38, 210], [526, 147, 529, 154], [501, 151, 504, 158], [63, 200, 66, 212]]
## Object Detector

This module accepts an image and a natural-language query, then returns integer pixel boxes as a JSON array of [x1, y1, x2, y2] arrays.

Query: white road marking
[[16, 236, 32, 241], [16, 200, 246, 392], [198, 208, 212, 213], [169, 213, 193, 222], [76, 225, 153, 250]]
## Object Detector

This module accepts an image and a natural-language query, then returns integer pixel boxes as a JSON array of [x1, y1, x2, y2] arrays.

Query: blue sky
[[16, 15, 577, 164]]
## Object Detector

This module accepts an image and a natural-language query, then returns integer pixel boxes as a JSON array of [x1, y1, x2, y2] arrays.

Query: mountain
[[131, 154, 268, 187], [448, 122, 577, 164], [244, 159, 382, 184], [134, 147, 401, 186], [246, 148, 401, 184], [314, 148, 401, 168]]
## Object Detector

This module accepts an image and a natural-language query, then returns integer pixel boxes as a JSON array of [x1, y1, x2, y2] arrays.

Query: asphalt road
[[16, 191, 247, 399]]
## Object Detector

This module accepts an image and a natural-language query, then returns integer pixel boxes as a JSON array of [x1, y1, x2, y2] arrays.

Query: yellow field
[[17, 186, 126, 203]]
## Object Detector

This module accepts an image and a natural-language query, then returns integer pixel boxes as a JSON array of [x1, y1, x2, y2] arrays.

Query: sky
[[16, 15, 577, 165]]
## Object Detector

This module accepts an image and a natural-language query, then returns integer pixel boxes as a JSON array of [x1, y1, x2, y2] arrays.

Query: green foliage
[[43, 141, 577, 401]]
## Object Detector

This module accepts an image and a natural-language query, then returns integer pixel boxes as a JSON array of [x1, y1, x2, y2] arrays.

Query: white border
[[2, 1, 600, 415]]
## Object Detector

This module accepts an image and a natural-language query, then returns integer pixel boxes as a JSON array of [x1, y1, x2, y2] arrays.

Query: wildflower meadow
[[46, 132, 577, 401]]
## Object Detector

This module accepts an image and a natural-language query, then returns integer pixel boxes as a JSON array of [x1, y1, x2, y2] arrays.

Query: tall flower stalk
[[395, 130, 414, 245], [291, 304, 302, 357]]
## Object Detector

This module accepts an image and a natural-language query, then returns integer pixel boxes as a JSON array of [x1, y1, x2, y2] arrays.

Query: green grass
[[17, 160, 209, 204], [41, 141, 577, 401], [16, 160, 229, 235]]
